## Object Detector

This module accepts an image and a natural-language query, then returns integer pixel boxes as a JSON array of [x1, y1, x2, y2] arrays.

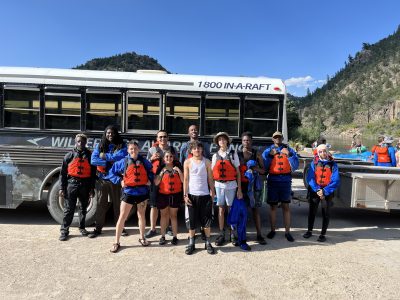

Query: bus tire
[[303, 163, 310, 189], [47, 179, 98, 226]]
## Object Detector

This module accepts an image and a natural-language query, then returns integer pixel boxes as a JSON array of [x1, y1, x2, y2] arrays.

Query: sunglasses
[[158, 136, 168, 139]]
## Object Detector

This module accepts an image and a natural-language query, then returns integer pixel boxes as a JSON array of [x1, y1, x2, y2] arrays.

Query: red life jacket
[[158, 170, 182, 194], [67, 151, 92, 178], [213, 151, 237, 181], [97, 166, 106, 174], [314, 158, 333, 187], [123, 158, 149, 187], [151, 146, 176, 174], [375, 145, 391, 163], [269, 149, 291, 175], [238, 149, 257, 183]]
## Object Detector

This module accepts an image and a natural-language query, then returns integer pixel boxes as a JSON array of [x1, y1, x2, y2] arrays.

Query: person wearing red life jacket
[[212, 132, 243, 247], [373, 136, 396, 167], [154, 150, 183, 245], [262, 131, 299, 242], [145, 130, 177, 239], [88, 125, 128, 238], [303, 144, 340, 242], [237, 131, 266, 245], [108, 140, 154, 252], [59, 134, 96, 241]]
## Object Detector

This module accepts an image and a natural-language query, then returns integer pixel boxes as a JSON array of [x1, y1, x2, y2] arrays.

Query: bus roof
[[0, 66, 286, 95]]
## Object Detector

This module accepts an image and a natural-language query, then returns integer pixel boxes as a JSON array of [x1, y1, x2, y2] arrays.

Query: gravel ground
[[1, 178, 400, 300]]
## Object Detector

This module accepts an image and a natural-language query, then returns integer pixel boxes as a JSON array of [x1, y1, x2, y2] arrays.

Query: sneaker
[[266, 230, 276, 239], [144, 229, 157, 239], [240, 242, 251, 251], [121, 229, 129, 237], [285, 232, 295, 242], [303, 231, 313, 239], [87, 229, 101, 239], [231, 233, 239, 246], [59, 232, 69, 241], [200, 228, 206, 241], [166, 226, 173, 237], [79, 229, 89, 236], [159, 236, 166, 245], [185, 244, 195, 255], [215, 234, 226, 246], [171, 237, 179, 245], [317, 235, 326, 242], [256, 235, 267, 245], [205, 242, 215, 254]]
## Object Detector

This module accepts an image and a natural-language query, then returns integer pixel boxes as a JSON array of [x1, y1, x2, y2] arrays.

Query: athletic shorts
[[216, 187, 236, 206], [241, 182, 262, 208], [267, 181, 292, 205], [185, 194, 213, 230], [121, 193, 148, 205], [157, 192, 183, 210]]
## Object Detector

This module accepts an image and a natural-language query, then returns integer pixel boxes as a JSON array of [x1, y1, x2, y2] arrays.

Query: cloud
[[284, 76, 326, 88]]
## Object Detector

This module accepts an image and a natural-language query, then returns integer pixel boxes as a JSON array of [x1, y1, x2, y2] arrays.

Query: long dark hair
[[99, 125, 124, 152]]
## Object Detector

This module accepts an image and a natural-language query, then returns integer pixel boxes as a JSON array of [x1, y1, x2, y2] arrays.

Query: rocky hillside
[[297, 25, 400, 141], [74, 52, 168, 73]]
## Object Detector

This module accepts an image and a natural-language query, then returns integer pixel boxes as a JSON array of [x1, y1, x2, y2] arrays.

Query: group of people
[[58, 125, 341, 255]]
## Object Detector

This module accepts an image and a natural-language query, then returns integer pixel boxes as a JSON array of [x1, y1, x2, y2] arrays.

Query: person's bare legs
[[269, 204, 277, 232], [160, 207, 169, 237], [115, 201, 133, 244], [252, 207, 262, 236], [137, 200, 147, 240], [218, 206, 226, 231], [150, 207, 158, 231], [281, 203, 291, 233], [169, 207, 179, 237]]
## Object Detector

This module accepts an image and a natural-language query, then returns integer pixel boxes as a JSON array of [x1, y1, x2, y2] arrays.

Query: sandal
[[110, 243, 120, 253], [139, 238, 149, 247]]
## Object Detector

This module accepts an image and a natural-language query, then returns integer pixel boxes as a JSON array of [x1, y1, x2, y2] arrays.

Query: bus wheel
[[47, 179, 98, 226], [303, 163, 310, 189]]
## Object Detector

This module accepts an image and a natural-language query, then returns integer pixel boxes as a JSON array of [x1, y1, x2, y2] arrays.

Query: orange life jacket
[[238, 149, 257, 183], [123, 158, 149, 187], [375, 145, 391, 163], [213, 151, 237, 181], [269, 151, 291, 175], [97, 166, 106, 174], [314, 158, 333, 187], [67, 152, 92, 178], [158, 170, 182, 194]]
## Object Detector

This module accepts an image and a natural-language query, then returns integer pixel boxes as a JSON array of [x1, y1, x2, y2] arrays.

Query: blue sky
[[1, 0, 399, 96]]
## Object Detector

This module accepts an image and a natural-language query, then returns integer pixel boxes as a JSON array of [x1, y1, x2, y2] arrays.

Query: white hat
[[384, 136, 394, 144]]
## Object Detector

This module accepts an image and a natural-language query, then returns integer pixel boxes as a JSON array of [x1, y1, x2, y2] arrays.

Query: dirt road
[[1, 178, 399, 299]]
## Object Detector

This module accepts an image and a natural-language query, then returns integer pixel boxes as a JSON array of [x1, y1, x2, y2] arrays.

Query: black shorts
[[121, 193, 148, 205], [157, 192, 183, 210], [185, 194, 213, 230]]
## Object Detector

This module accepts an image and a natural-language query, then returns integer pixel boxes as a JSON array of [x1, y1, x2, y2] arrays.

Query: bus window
[[45, 92, 81, 130], [127, 92, 160, 132], [86, 91, 122, 131], [4, 88, 40, 128], [244, 97, 279, 137], [166, 94, 200, 134], [205, 95, 239, 136]]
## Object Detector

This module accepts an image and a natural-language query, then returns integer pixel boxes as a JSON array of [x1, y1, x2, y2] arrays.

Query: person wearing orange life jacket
[[145, 130, 178, 239], [212, 132, 243, 247], [304, 144, 340, 242], [237, 131, 266, 245], [262, 131, 299, 242], [59, 133, 96, 241], [108, 140, 154, 252], [373, 136, 396, 167], [154, 150, 184, 246], [88, 125, 128, 238]]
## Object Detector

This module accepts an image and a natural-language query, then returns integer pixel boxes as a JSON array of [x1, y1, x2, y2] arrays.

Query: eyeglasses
[[158, 136, 168, 139]]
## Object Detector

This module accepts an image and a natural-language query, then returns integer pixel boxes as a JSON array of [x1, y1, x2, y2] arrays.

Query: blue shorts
[[267, 181, 291, 204]]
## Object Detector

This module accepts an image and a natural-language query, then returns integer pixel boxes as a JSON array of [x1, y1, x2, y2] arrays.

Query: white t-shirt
[[211, 150, 240, 190]]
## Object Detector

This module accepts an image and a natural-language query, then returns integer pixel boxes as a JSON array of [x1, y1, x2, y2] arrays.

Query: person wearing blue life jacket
[[303, 144, 340, 242], [373, 136, 396, 167], [237, 131, 267, 246], [88, 125, 128, 238], [108, 140, 154, 252], [262, 131, 299, 242]]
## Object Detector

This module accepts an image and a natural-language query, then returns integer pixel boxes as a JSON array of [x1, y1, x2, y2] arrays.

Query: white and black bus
[[0, 66, 288, 224]]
